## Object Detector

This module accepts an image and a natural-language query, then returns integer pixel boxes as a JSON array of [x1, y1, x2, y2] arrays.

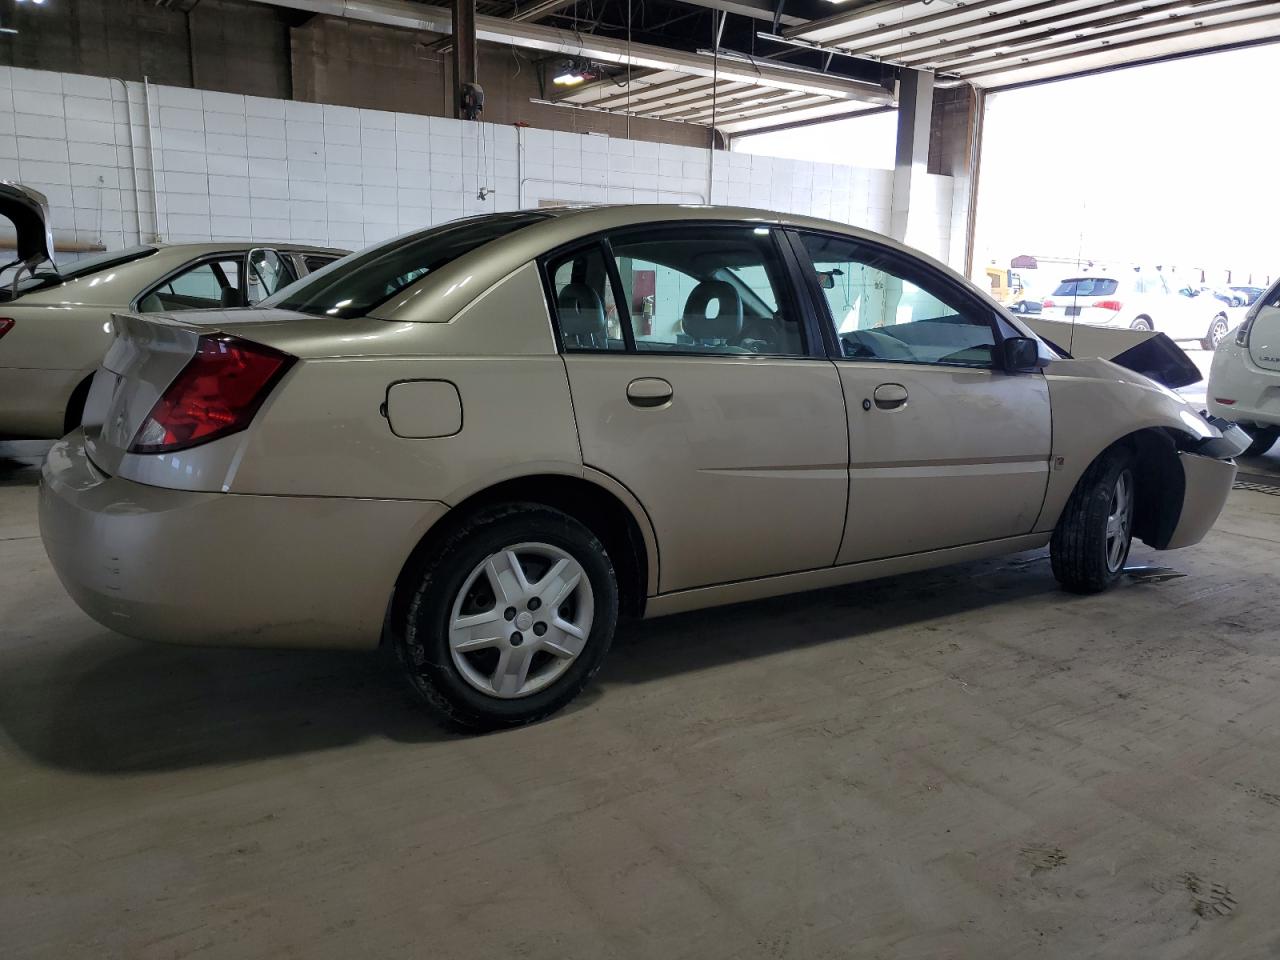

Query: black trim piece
[[600, 236, 638, 353]]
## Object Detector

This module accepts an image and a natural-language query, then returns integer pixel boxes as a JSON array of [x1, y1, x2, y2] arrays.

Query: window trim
[[132, 251, 249, 312], [786, 227, 1011, 372], [538, 219, 824, 361]]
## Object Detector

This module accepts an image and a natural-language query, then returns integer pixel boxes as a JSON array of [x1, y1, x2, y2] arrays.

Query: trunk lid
[[1247, 303, 1280, 372], [0, 180, 55, 271], [82, 312, 204, 474]]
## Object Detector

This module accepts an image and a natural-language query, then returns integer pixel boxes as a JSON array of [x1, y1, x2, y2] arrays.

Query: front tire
[[1242, 426, 1280, 457], [1051, 450, 1136, 594], [1202, 314, 1229, 351], [396, 503, 619, 731]]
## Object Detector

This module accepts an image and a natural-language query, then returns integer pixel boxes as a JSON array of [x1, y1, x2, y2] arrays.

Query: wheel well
[[386, 475, 651, 642], [1087, 429, 1185, 549], [63, 375, 94, 434]]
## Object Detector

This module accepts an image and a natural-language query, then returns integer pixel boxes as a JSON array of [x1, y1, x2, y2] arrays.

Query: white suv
[[1040, 271, 1230, 349], [1207, 279, 1280, 456]]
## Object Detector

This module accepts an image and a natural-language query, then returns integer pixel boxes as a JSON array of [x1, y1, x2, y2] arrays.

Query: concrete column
[[888, 67, 934, 244]]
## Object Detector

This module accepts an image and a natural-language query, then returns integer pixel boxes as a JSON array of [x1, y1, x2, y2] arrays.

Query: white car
[[1207, 279, 1280, 456], [1040, 272, 1231, 350]]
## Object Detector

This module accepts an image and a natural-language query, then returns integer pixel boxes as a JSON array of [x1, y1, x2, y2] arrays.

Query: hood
[[0, 180, 55, 268], [1021, 315, 1202, 390]]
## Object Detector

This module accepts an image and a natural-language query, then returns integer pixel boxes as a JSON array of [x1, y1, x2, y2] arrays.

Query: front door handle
[[872, 382, 908, 410], [626, 377, 673, 408]]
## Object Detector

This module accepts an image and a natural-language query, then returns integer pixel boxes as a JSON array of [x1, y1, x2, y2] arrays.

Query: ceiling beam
[[582, 75, 718, 109], [784, 0, 1006, 45], [941, 0, 1280, 73], [955, 5, 1280, 78], [246, 0, 895, 102], [851, 0, 1112, 57]]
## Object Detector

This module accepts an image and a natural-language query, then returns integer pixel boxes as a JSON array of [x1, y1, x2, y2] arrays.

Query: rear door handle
[[626, 377, 673, 408], [872, 382, 908, 410]]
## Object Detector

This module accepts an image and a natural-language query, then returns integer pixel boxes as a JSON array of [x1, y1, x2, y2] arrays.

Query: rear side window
[[609, 225, 803, 356], [302, 253, 340, 272], [266, 213, 548, 318], [1052, 277, 1118, 297], [138, 257, 243, 312]]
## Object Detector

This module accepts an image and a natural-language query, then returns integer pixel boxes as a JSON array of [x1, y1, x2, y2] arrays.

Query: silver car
[[38, 205, 1247, 730], [0, 183, 346, 439]]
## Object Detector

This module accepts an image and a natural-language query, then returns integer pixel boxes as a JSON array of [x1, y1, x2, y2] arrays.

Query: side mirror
[[1002, 336, 1044, 373]]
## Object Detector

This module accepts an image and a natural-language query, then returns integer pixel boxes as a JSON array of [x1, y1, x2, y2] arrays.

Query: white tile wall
[[0, 66, 956, 266]]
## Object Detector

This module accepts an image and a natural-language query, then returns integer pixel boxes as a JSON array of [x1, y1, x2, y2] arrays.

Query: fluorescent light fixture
[[0, 26, 17, 33], [15, 0, 46, 5], [552, 71, 585, 86]]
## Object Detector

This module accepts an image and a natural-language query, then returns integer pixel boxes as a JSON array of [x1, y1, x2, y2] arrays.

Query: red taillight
[[0, 318, 13, 339], [129, 334, 293, 454], [1093, 299, 1123, 312], [1042, 299, 1055, 309], [1214, 398, 1236, 406]]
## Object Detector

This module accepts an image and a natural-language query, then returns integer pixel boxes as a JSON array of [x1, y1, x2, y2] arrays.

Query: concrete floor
[[3, 450, 1280, 960]]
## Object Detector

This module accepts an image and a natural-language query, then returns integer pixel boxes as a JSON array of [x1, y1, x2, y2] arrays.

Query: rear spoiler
[[1021, 316, 1202, 390]]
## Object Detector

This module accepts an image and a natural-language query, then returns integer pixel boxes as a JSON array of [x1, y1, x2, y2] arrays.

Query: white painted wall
[[0, 65, 956, 267]]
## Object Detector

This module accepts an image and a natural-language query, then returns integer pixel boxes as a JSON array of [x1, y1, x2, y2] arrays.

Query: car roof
[[369, 204, 1001, 325]]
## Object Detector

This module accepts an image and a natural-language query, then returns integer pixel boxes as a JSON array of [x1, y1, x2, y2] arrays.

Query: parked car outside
[[1207, 278, 1280, 456], [1230, 285, 1266, 307], [39, 205, 1247, 730], [0, 183, 347, 439], [1040, 271, 1231, 349]]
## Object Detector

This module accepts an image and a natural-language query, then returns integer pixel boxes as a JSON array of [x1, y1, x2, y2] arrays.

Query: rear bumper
[[39, 431, 449, 650], [1164, 451, 1237, 550], [1207, 341, 1280, 429]]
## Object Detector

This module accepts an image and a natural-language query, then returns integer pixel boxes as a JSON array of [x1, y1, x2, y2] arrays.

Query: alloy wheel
[[448, 542, 595, 699], [1210, 316, 1228, 348], [1105, 470, 1134, 573]]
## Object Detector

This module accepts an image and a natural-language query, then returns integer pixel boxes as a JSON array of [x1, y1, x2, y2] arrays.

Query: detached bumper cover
[[1164, 451, 1237, 550], [39, 431, 449, 650]]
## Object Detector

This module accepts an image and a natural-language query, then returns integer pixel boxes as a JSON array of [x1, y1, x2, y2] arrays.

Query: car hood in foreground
[[1021, 316, 1202, 390]]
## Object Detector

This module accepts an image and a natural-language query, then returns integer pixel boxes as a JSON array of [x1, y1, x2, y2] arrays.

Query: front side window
[[266, 212, 548, 318], [608, 225, 804, 356], [546, 244, 624, 351], [799, 232, 997, 367], [138, 256, 243, 312], [247, 249, 295, 305]]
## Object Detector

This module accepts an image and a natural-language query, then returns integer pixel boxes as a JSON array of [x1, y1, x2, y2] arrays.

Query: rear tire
[[1242, 426, 1280, 457], [1131, 317, 1153, 332], [63, 375, 94, 435], [1201, 314, 1229, 351], [395, 503, 619, 731], [1051, 450, 1136, 594]]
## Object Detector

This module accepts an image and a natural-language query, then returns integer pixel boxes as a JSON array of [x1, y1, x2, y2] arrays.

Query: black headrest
[[683, 280, 743, 342], [557, 282, 607, 342]]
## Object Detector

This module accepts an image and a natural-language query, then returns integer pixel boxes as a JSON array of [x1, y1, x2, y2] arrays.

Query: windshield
[[0, 245, 157, 301], [1052, 277, 1118, 297], [266, 213, 549, 318]]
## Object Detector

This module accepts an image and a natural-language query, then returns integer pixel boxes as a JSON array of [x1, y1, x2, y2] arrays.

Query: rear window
[[0, 245, 158, 301], [266, 213, 549, 318], [1052, 277, 1118, 297]]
